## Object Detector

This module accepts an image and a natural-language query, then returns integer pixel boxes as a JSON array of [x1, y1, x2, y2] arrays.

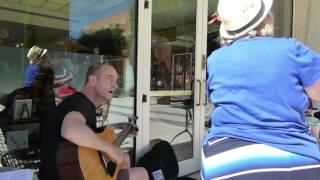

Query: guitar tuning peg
[[127, 116, 138, 123]]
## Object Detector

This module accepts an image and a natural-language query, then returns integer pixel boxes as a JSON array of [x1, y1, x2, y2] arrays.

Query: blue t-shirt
[[24, 64, 40, 86], [206, 37, 320, 161]]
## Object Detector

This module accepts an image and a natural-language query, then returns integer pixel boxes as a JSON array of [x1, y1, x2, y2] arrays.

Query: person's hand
[[305, 109, 313, 116], [311, 126, 320, 143], [107, 145, 124, 165], [111, 122, 138, 137], [68, 72, 74, 80], [128, 125, 139, 137]]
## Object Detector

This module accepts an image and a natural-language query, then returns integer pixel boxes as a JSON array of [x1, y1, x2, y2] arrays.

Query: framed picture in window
[[6, 130, 28, 150], [12, 99, 32, 122]]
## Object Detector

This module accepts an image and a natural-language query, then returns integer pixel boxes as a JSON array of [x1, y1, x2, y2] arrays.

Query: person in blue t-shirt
[[201, 0, 320, 179], [24, 46, 47, 87], [24, 46, 74, 88]]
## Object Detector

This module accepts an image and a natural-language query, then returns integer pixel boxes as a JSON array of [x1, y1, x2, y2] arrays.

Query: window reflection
[[0, 0, 136, 98], [150, 0, 197, 162], [0, 0, 137, 173]]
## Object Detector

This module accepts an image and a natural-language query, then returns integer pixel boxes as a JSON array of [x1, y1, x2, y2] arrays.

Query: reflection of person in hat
[[2, 66, 55, 116], [202, 0, 320, 179], [0, 66, 56, 148], [24, 45, 74, 88], [24, 45, 48, 86]]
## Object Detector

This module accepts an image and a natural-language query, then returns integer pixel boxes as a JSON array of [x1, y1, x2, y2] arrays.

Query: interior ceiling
[[5, 0, 69, 12], [0, 0, 131, 49], [3, 0, 197, 31], [2, 0, 127, 15]]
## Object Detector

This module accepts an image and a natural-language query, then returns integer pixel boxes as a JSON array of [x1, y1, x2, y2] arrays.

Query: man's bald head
[[84, 63, 116, 85]]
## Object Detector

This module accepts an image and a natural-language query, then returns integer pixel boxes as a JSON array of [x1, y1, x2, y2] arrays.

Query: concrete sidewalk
[[108, 97, 193, 145]]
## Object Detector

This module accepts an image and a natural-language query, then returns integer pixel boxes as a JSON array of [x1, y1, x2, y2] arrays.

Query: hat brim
[[30, 49, 47, 64], [219, 0, 273, 39]]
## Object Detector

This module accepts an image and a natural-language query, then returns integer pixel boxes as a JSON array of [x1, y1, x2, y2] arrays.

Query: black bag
[[138, 140, 179, 180]]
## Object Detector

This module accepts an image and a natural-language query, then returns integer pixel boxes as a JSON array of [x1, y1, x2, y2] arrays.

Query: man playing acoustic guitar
[[39, 63, 148, 180]]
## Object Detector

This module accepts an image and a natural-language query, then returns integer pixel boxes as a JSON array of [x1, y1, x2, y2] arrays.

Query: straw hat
[[218, 0, 273, 39], [27, 46, 47, 64]]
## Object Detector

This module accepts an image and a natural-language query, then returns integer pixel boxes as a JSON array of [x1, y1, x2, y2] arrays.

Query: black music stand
[[170, 99, 193, 143]]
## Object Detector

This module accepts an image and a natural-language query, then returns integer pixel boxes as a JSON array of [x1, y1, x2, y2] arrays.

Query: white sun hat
[[27, 45, 47, 64], [218, 0, 273, 39]]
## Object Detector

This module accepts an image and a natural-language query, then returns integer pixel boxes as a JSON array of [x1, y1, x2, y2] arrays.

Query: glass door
[[136, 0, 208, 176], [149, 0, 198, 176]]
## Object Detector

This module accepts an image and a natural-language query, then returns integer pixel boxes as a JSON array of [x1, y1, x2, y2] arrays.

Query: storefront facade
[[1, 0, 314, 177]]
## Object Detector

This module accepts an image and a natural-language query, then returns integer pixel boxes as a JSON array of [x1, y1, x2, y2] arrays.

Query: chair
[[0, 128, 8, 167], [0, 128, 8, 153], [1, 147, 40, 176]]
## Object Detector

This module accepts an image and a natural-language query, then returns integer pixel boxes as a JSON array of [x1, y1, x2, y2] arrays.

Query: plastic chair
[[1, 147, 40, 176], [0, 128, 8, 153]]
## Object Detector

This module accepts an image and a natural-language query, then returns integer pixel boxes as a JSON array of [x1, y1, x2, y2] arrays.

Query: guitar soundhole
[[98, 151, 116, 177], [107, 161, 117, 177]]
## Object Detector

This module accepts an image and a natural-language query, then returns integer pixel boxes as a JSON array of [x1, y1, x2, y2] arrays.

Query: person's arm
[[305, 80, 320, 101], [54, 68, 67, 80], [53, 72, 74, 88], [60, 111, 125, 164], [311, 126, 320, 143], [305, 80, 320, 142]]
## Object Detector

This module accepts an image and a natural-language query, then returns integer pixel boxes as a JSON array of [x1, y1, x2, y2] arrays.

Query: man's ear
[[88, 75, 97, 86]]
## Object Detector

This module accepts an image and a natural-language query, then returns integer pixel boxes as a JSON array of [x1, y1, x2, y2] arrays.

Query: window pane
[[0, 0, 137, 173]]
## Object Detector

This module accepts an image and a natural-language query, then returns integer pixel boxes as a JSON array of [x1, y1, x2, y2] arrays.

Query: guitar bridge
[[98, 151, 116, 177]]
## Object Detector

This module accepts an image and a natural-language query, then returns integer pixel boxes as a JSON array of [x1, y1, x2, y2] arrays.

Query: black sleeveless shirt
[[40, 92, 104, 180]]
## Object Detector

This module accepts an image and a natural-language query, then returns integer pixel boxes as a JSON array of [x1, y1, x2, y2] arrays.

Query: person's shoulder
[[208, 45, 225, 56], [257, 37, 302, 51], [11, 87, 31, 97], [264, 37, 300, 45], [248, 36, 292, 45], [207, 46, 229, 65], [60, 92, 90, 106], [29, 63, 40, 69], [25, 64, 39, 73], [284, 37, 309, 47], [57, 92, 94, 119], [1, 87, 31, 105], [61, 92, 80, 101], [274, 37, 312, 52]]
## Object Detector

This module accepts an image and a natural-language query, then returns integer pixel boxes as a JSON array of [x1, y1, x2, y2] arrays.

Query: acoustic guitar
[[57, 121, 135, 180]]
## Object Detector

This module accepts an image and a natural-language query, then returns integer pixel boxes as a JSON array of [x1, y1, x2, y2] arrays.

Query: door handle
[[196, 79, 201, 106], [204, 79, 208, 105], [142, 94, 147, 103]]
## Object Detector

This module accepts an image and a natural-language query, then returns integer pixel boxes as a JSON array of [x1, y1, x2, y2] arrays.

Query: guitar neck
[[113, 124, 132, 147]]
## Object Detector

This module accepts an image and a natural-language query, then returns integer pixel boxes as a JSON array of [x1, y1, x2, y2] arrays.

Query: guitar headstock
[[127, 115, 138, 123], [127, 116, 139, 132]]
